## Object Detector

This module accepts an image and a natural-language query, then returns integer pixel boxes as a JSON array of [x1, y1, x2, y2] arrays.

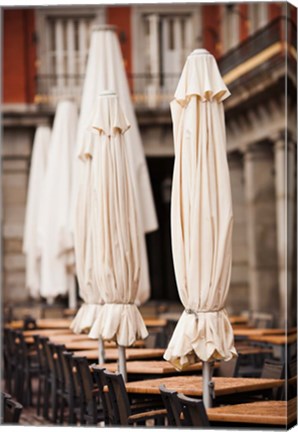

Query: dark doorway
[[145, 157, 179, 302]]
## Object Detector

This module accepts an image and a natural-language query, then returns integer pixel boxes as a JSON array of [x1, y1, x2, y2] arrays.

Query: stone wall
[[2, 126, 33, 302]]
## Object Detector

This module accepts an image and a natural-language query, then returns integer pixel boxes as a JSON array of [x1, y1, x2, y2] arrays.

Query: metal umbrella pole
[[118, 345, 127, 382], [98, 336, 105, 364]]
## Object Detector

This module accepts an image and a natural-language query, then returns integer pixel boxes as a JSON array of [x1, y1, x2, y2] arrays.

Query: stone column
[[227, 151, 249, 313], [66, 20, 76, 86], [55, 19, 65, 88], [244, 142, 279, 319], [273, 133, 296, 327]]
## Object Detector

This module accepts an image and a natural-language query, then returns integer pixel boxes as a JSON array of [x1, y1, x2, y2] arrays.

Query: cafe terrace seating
[[2, 317, 297, 427]]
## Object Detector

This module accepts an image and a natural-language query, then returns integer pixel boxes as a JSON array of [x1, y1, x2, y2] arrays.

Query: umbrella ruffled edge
[[163, 309, 238, 370], [174, 51, 231, 105], [88, 303, 149, 346], [70, 303, 102, 334]]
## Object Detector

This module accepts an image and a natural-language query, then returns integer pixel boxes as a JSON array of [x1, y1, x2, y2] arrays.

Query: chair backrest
[[1, 392, 12, 422], [38, 337, 50, 373], [251, 312, 274, 328], [261, 359, 285, 400], [23, 315, 37, 330], [73, 357, 95, 404], [177, 393, 209, 427], [103, 370, 131, 425], [92, 366, 113, 425], [70, 356, 83, 398], [261, 359, 285, 379], [44, 342, 56, 377], [51, 344, 65, 384], [217, 357, 239, 377], [3, 398, 23, 424], [60, 351, 73, 391], [159, 385, 183, 426]]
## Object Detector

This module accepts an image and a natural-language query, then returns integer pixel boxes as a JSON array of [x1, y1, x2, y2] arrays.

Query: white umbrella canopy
[[85, 92, 148, 344], [164, 49, 237, 404], [72, 25, 157, 319], [23, 126, 51, 298], [38, 100, 78, 303], [70, 156, 103, 333]]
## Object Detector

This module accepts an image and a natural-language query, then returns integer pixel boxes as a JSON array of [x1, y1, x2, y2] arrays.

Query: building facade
[[2, 3, 297, 326]]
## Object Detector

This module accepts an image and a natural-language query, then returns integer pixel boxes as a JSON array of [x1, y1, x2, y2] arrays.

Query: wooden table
[[236, 346, 273, 356], [143, 318, 167, 327], [207, 397, 297, 426], [229, 315, 249, 325], [125, 376, 284, 398], [7, 318, 73, 330], [60, 339, 144, 351], [72, 348, 165, 361], [233, 327, 296, 337], [248, 333, 297, 344], [248, 333, 297, 361], [23, 328, 73, 337], [97, 360, 210, 375], [24, 333, 144, 348]]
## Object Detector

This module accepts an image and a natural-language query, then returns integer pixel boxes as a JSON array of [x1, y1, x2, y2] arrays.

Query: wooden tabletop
[[233, 327, 295, 337], [96, 360, 215, 375], [207, 397, 297, 425], [248, 333, 297, 345], [125, 376, 284, 397], [7, 318, 73, 330], [236, 346, 273, 356], [24, 333, 144, 348], [143, 318, 167, 327], [23, 328, 73, 337], [61, 339, 144, 351], [229, 315, 249, 325], [72, 348, 165, 361]]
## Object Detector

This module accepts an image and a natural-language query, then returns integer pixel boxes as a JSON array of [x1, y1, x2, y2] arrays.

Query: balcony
[[34, 17, 296, 111]]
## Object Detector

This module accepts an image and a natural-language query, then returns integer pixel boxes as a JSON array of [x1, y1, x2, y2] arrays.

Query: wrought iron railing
[[35, 17, 296, 109], [218, 16, 297, 75]]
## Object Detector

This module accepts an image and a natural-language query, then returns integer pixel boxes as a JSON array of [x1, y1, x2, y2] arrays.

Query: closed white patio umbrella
[[83, 92, 148, 380], [23, 126, 51, 298], [38, 100, 78, 304], [72, 25, 157, 323], [164, 49, 237, 408]]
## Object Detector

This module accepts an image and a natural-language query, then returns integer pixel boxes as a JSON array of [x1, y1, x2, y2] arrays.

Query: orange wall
[[269, 3, 282, 20], [239, 3, 249, 42], [3, 9, 36, 103], [106, 6, 132, 84], [202, 5, 222, 58]]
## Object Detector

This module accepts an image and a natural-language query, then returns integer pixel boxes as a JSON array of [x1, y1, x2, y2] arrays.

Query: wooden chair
[[159, 385, 182, 426], [33, 335, 50, 416], [59, 351, 82, 425], [177, 393, 209, 427], [216, 357, 239, 377], [72, 356, 104, 425], [3, 397, 23, 424], [261, 359, 285, 400], [3, 329, 14, 394], [50, 343, 67, 423], [103, 370, 166, 426], [1, 392, 12, 423], [5, 329, 19, 397], [13, 330, 39, 406], [91, 366, 113, 425]]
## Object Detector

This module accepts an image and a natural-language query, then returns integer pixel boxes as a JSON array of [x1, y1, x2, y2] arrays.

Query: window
[[47, 16, 93, 87], [35, 7, 105, 105], [222, 4, 240, 53], [132, 5, 201, 108], [248, 3, 268, 34]]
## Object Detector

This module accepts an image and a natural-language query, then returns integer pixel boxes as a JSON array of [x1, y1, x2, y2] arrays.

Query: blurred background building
[[2, 2, 297, 326]]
